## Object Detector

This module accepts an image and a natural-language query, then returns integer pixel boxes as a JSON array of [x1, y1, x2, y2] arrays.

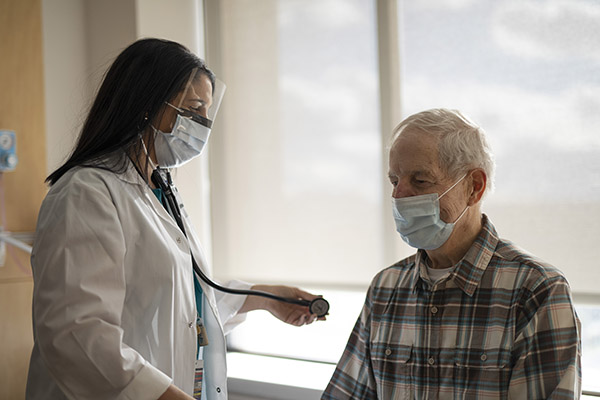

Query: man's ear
[[467, 168, 487, 206]]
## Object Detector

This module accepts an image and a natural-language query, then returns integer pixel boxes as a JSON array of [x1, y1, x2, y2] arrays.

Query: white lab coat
[[26, 157, 250, 400]]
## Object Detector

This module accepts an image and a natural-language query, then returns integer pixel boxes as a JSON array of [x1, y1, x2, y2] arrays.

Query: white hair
[[391, 108, 496, 195]]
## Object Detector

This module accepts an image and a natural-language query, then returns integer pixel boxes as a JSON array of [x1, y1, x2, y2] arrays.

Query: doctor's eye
[[190, 106, 209, 118]]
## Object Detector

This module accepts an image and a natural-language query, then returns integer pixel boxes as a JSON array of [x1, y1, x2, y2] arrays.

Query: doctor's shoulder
[[39, 162, 134, 218]]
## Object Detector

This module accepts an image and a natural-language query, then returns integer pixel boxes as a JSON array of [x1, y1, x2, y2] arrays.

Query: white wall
[[41, 0, 212, 251], [42, 0, 137, 174]]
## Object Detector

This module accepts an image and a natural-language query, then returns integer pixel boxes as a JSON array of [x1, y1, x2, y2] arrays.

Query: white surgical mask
[[153, 103, 212, 168], [392, 174, 468, 250]]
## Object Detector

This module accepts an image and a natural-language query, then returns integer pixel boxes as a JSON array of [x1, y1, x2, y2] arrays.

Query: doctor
[[26, 38, 322, 400]]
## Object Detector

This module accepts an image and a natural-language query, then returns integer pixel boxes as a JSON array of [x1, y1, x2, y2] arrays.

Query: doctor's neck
[[132, 133, 159, 188]]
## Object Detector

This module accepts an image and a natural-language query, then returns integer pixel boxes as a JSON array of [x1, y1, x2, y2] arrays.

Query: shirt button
[[176, 237, 182, 244], [428, 357, 435, 365], [481, 353, 487, 361], [188, 321, 194, 328], [384, 348, 392, 356], [431, 306, 438, 314], [216, 387, 221, 393]]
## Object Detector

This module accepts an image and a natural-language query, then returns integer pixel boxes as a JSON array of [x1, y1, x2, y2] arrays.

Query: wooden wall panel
[[0, 0, 47, 398]]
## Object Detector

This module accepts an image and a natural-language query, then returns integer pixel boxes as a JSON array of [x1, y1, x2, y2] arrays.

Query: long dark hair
[[46, 38, 215, 185]]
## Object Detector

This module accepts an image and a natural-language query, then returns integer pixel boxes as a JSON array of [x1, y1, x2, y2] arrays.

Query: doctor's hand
[[239, 285, 326, 326]]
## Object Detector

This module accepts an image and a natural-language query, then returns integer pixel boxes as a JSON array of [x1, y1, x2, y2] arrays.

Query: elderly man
[[323, 109, 581, 399]]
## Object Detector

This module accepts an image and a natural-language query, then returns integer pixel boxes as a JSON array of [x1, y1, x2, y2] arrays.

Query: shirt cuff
[[120, 361, 172, 400]]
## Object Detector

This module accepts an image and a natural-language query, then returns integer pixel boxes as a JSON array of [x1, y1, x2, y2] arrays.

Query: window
[[206, 0, 386, 289], [398, 0, 600, 392], [205, 0, 600, 395], [399, 0, 600, 292]]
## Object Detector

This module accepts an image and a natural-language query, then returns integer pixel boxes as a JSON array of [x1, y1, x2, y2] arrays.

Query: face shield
[[154, 68, 226, 168], [170, 68, 225, 131]]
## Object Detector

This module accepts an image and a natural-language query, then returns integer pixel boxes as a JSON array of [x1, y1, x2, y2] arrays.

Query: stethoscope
[[150, 167, 330, 318]]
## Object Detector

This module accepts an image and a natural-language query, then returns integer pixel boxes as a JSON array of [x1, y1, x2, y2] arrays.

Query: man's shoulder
[[493, 237, 569, 287], [368, 254, 418, 290]]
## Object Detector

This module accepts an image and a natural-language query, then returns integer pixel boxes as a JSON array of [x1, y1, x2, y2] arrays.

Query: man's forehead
[[390, 130, 443, 174], [392, 130, 438, 157]]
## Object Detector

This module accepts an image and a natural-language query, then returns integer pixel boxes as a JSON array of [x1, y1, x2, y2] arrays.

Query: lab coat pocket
[[453, 347, 511, 396], [372, 343, 414, 400]]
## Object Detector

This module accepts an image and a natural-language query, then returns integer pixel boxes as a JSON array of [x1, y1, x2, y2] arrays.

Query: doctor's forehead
[[182, 75, 213, 104]]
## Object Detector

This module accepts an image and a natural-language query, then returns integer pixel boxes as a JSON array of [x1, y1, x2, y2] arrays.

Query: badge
[[197, 317, 209, 347], [194, 359, 203, 399]]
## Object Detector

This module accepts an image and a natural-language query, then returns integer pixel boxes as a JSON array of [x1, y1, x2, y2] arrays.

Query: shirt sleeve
[[213, 279, 252, 335], [31, 173, 172, 400], [322, 287, 378, 399], [509, 274, 582, 399]]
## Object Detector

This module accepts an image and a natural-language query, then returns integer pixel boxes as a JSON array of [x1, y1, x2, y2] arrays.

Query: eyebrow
[[389, 169, 436, 178]]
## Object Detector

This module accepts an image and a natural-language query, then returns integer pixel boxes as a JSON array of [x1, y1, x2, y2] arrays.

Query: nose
[[199, 107, 209, 119], [392, 179, 415, 199]]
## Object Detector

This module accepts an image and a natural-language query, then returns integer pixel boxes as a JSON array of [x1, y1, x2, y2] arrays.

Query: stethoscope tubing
[[151, 168, 329, 317]]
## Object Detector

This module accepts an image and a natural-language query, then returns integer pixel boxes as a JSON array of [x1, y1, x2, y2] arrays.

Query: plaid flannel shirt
[[323, 214, 581, 399]]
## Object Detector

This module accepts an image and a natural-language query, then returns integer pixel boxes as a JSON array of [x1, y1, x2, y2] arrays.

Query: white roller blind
[[209, 0, 387, 287]]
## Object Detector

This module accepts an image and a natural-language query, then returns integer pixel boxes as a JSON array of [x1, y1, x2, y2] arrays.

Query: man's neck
[[425, 209, 483, 269]]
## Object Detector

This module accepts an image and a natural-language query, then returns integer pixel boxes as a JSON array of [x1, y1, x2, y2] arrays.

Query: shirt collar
[[108, 152, 151, 186], [84, 151, 148, 186], [411, 214, 499, 296]]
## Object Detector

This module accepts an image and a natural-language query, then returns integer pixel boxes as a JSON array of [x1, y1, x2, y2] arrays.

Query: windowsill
[[227, 352, 600, 400], [227, 352, 335, 400]]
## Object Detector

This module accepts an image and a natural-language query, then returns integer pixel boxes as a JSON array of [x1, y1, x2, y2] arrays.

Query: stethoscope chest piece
[[309, 298, 330, 318]]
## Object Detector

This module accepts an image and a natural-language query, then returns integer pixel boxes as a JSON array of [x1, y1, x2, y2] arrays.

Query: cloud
[[492, 0, 600, 61], [279, 0, 364, 29], [409, 0, 477, 10], [402, 76, 600, 152], [278, 71, 382, 199], [280, 65, 378, 129]]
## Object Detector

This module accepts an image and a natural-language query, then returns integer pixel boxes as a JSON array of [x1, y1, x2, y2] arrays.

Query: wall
[[0, 0, 47, 398], [42, 0, 137, 174], [43, 0, 212, 257], [0, 0, 207, 397]]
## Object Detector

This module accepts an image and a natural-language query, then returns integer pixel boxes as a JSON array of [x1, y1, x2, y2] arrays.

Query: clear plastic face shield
[[153, 68, 226, 168], [168, 67, 226, 132]]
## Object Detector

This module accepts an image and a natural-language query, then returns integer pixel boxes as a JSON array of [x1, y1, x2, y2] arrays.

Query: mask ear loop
[[439, 173, 470, 223], [139, 133, 158, 170], [452, 203, 470, 224], [439, 173, 468, 199]]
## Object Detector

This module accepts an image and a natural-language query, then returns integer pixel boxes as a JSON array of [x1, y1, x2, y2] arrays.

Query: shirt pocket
[[453, 347, 511, 396], [371, 343, 414, 400]]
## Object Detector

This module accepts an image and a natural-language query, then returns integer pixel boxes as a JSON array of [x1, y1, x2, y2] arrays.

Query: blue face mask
[[153, 103, 212, 168], [392, 174, 468, 250]]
